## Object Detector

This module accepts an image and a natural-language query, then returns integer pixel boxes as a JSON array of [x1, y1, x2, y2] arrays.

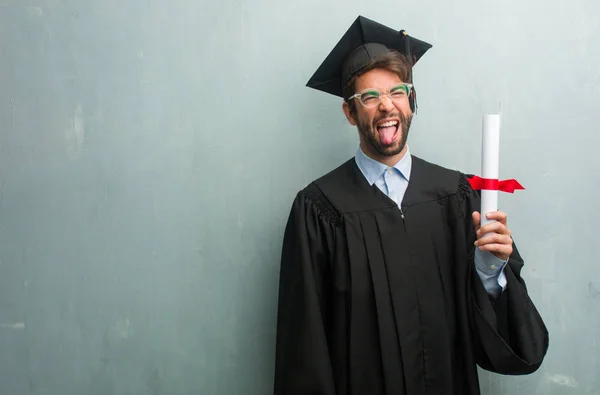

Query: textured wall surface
[[1, 1, 598, 394]]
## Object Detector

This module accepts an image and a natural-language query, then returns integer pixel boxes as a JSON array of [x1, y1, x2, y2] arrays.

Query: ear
[[342, 101, 357, 126], [408, 87, 416, 114]]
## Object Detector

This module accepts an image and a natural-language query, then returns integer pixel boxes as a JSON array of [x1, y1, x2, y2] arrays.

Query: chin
[[379, 147, 403, 157], [376, 140, 405, 157]]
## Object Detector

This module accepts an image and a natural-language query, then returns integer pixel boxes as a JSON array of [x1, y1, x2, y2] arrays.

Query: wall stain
[[144, 365, 163, 395], [586, 282, 600, 299]]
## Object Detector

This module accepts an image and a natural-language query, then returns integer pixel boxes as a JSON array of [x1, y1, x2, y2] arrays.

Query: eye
[[390, 85, 408, 99], [360, 91, 380, 104]]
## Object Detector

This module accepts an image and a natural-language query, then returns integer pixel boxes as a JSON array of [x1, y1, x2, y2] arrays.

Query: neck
[[360, 143, 408, 167]]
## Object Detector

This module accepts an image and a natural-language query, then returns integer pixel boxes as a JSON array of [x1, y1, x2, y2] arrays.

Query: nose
[[378, 94, 395, 112]]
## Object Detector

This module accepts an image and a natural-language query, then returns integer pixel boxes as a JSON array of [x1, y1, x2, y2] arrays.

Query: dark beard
[[358, 111, 412, 157]]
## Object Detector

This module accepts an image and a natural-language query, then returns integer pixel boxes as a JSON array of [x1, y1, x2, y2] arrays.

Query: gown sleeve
[[460, 175, 549, 375], [273, 188, 337, 395]]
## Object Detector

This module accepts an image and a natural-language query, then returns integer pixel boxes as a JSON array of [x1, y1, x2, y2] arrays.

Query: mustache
[[373, 112, 407, 125]]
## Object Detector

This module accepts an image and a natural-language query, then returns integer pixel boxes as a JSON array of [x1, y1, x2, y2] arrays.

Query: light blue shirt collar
[[355, 146, 412, 186]]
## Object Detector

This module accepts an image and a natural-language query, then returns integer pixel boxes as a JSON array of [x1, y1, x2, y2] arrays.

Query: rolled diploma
[[480, 114, 500, 228]]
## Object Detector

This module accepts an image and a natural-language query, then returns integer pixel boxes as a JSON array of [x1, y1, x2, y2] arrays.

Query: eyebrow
[[359, 83, 407, 93]]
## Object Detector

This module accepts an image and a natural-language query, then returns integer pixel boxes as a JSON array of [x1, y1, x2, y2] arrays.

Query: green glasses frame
[[347, 83, 413, 108]]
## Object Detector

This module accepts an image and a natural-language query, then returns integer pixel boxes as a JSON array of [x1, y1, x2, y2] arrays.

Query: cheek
[[394, 101, 411, 115], [356, 109, 376, 126]]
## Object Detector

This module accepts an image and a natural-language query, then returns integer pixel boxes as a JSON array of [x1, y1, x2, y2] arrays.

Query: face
[[343, 68, 413, 161]]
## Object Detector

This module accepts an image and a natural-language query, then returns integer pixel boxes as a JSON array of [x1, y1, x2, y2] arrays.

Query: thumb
[[472, 211, 481, 233]]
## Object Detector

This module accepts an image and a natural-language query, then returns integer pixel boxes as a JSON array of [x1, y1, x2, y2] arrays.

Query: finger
[[477, 222, 512, 237], [477, 242, 513, 253], [484, 211, 507, 224], [476, 243, 513, 260], [476, 231, 513, 243], [472, 211, 481, 232], [475, 233, 513, 247]]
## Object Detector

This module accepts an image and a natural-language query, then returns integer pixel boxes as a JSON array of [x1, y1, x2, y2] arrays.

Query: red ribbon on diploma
[[467, 176, 525, 193]]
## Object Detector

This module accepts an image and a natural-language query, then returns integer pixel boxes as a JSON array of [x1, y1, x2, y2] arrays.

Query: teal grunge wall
[[1, 1, 598, 394]]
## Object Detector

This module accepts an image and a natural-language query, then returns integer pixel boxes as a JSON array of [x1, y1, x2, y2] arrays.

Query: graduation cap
[[306, 16, 432, 99]]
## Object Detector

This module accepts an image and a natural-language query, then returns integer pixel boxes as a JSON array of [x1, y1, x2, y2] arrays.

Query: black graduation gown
[[273, 156, 548, 395]]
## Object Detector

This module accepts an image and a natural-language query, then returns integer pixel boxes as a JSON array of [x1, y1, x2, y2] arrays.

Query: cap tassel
[[400, 30, 418, 113]]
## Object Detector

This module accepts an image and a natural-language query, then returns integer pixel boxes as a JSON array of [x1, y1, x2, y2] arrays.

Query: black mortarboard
[[306, 16, 432, 98]]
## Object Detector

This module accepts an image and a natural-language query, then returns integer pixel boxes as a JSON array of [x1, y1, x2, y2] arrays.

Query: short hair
[[343, 51, 413, 116]]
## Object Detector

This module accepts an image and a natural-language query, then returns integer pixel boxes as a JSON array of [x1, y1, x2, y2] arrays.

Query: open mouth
[[376, 119, 399, 145]]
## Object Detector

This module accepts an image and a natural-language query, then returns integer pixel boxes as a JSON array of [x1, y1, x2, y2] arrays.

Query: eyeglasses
[[347, 83, 413, 108]]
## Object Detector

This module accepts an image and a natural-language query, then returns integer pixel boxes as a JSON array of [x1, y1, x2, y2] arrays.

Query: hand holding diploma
[[472, 211, 513, 261], [469, 114, 523, 262]]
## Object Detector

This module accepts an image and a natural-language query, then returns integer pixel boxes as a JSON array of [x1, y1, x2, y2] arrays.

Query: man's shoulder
[[298, 157, 357, 200], [303, 155, 463, 186], [410, 155, 473, 200], [292, 157, 370, 214], [314, 158, 358, 188], [287, 159, 356, 225], [412, 155, 463, 179], [292, 155, 472, 214]]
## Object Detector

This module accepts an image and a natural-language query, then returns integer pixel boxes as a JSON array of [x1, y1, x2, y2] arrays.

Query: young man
[[274, 16, 548, 395]]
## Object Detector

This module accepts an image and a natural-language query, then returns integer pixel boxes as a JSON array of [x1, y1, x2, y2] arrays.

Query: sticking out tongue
[[378, 125, 397, 145]]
